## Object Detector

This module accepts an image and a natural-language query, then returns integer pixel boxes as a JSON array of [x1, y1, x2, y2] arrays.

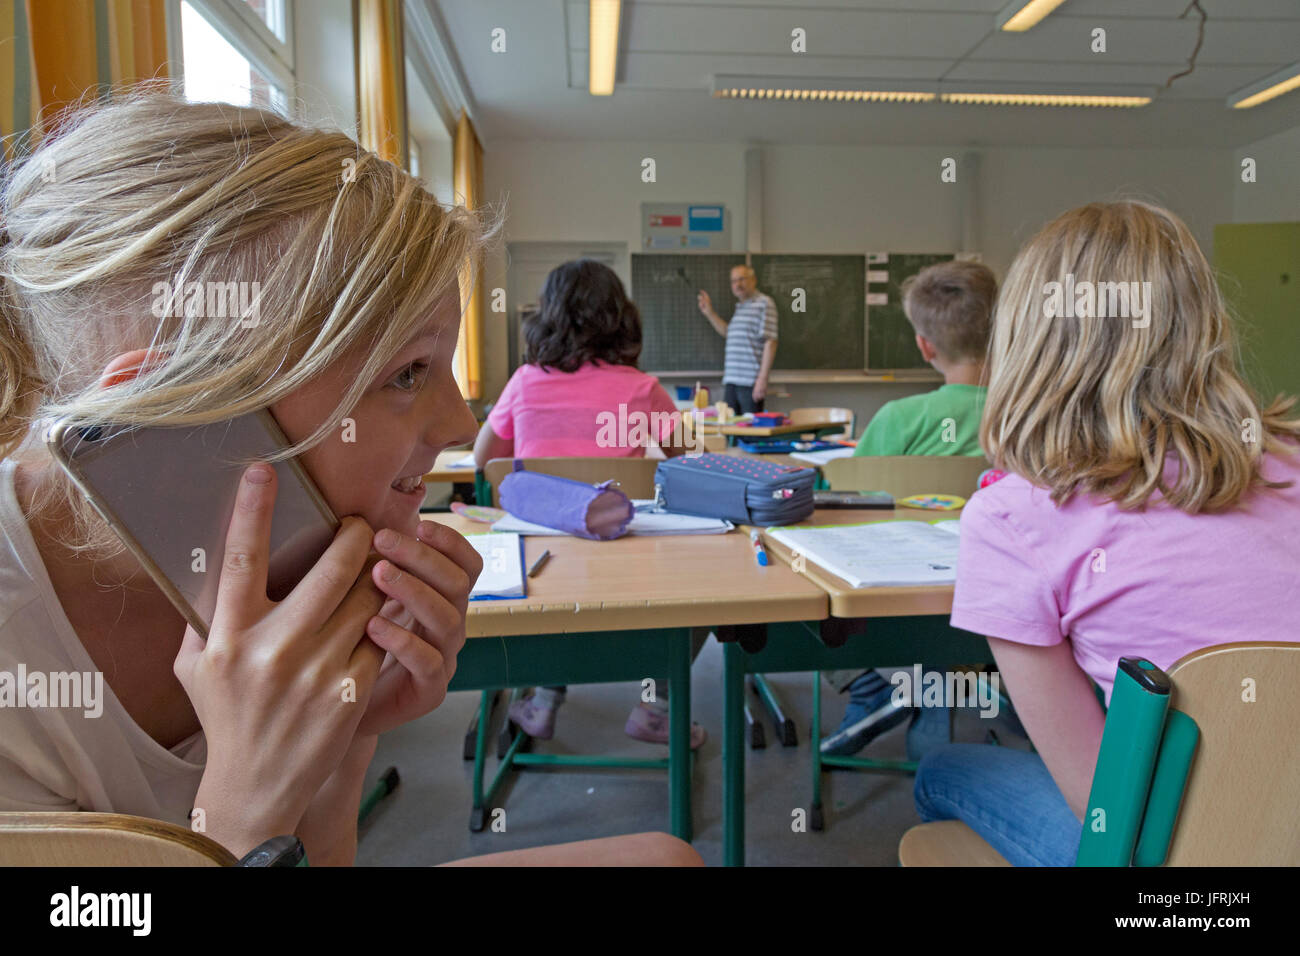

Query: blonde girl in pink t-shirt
[[913, 200, 1300, 865], [473, 260, 704, 747]]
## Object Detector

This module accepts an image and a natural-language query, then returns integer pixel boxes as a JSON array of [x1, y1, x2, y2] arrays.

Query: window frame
[[168, 0, 297, 112]]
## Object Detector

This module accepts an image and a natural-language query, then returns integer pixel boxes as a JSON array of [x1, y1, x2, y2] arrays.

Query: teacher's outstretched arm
[[696, 290, 728, 337]]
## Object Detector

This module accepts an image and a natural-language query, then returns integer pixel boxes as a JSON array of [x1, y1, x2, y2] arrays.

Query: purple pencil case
[[497, 461, 635, 540]]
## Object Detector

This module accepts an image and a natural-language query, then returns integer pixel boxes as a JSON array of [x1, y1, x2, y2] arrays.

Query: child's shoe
[[508, 687, 564, 740], [624, 702, 707, 749], [820, 670, 909, 756]]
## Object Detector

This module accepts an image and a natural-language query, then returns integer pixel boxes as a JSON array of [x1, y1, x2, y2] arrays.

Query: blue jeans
[[913, 744, 1083, 866]]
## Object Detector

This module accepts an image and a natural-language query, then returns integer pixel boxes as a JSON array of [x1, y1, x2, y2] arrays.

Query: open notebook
[[766, 519, 959, 588], [464, 532, 526, 600], [492, 501, 733, 537]]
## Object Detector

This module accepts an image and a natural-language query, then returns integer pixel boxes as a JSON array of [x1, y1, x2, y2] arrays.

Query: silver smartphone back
[[46, 409, 339, 638]]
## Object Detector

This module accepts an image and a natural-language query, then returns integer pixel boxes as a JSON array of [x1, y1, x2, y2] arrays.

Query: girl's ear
[[914, 333, 938, 363], [99, 349, 161, 388]]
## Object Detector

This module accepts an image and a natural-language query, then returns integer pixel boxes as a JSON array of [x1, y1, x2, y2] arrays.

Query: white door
[[506, 242, 628, 371]]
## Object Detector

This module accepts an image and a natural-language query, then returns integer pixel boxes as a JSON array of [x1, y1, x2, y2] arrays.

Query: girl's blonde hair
[[982, 199, 1300, 512], [0, 88, 493, 559]]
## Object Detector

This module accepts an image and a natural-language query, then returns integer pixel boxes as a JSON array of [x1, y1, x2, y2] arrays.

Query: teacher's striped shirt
[[723, 292, 778, 386]]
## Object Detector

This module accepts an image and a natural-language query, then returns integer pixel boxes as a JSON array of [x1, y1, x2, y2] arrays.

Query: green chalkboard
[[866, 252, 956, 371], [632, 253, 746, 372], [632, 250, 967, 373], [749, 254, 864, 370]]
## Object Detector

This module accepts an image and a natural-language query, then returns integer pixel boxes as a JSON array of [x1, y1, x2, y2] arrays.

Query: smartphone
[[46, 409, 339, 638]]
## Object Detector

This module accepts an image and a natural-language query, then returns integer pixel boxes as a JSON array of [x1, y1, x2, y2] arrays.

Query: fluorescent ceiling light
[[997, 0, 1070, 32], [715, 88, 935, 103], [711, 76, 1150, 108], [942, 92, 1149, 107], [589, 0, 621, 96], [1228, 62, 1300, 109]]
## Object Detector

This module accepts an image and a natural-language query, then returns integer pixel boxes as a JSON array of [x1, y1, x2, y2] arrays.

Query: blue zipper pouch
[[653, 453, 815, 525]]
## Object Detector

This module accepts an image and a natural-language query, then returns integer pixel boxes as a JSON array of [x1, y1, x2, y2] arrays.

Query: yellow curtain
[[355, 0, 407, 166], [453, 109, 484, 400], [1, 0, 168, 155]]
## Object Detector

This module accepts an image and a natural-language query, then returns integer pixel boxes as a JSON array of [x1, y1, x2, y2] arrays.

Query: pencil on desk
[[528, 549, 552, 577]]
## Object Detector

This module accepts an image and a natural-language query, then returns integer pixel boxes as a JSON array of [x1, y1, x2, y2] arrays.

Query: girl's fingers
[[370, 560, 463, 645], [414, 521, 483, 591], [210, 464, 277, 637], [373, 524, 477, 607], [365, 614, 452, 691]]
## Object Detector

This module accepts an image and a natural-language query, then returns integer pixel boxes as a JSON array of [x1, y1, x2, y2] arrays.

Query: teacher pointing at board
[[696, 265, 778, 413]]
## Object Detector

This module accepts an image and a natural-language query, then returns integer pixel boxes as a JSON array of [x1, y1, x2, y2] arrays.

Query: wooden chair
[[788, 406, 856, 440], [899, 642, 1300, 866], [482, 456, 661, 504], [0, 812, 242, 866], [0, 813, 702, 866], [821, 454, 990, 499]]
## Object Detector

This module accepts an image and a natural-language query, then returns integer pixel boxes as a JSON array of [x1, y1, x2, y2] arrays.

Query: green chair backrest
[[1076, 642, 1300, 866]]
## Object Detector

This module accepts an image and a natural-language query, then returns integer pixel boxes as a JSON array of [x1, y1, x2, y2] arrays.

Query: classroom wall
[[293, 0, 357, 138], [481, 139, 1235, 426], [1233, 124, 1300, 224]]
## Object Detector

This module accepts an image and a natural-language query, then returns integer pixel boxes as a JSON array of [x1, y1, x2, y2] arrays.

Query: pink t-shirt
[[487, 362, 679, 458], [951, 443, 1300, 704]]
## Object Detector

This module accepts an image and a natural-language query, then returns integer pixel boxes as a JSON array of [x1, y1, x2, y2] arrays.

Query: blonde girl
[[0, 91, 696, 866], [914, 200, 1300, 866]]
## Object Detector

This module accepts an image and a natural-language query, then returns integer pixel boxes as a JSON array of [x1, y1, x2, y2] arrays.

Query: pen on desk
[[749, 529, 769, 567], [527, 549, 551, 578]]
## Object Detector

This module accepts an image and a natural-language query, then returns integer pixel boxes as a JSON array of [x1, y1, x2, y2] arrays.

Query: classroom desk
[[686, 415, 847, 446], [426, 513, 828, 842], [425, 448, 476, 483], [718, 508, 991, 866]]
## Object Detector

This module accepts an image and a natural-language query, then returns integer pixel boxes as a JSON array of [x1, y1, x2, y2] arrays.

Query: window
[[176, 0, 295, 115], [238, 0, 287, 44]]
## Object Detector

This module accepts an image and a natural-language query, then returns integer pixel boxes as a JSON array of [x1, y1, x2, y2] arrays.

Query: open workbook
[[765, 520, 960, 589], [464, 532, 526, 600]]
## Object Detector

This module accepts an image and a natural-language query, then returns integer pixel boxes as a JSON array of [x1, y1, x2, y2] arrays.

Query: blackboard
[[632, 254, 746, 373], [866, 252, 956, 371], [750, 254, 864, 370], [631, 251, 966, 373]]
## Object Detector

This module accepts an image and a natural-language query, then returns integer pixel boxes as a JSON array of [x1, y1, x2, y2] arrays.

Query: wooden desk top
[[688, 418, 842, 438], [425, 449, 476, 482], [753, 508, 957, 620], [426, 514, 829, 638]]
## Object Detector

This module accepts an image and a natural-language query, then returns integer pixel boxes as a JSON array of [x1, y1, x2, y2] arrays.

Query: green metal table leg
[[668, 627, 692, 842], [811, 672, 823, 824], [723, 640, 746, 867], [469, 689, 492, 829]]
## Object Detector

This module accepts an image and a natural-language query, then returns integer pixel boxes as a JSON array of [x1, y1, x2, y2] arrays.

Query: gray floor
[[355, 635, 1028, 866]]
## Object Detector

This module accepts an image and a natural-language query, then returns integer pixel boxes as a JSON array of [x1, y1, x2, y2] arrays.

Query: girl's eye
[[390, 361, 430, 392]]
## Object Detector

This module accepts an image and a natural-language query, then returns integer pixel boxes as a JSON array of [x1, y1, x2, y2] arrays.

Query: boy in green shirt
[[824, 260, 996, 757]]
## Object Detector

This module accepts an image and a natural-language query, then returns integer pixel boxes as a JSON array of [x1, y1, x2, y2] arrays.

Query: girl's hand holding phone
[[173, 465, 388, 858], [360, 519, 483, 737]]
